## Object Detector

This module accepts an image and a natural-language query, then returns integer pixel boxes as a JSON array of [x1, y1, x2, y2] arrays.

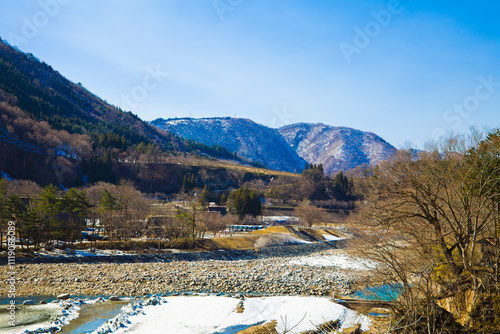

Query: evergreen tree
[[199, 185, 211, 208], [219, 193, 227, 205], [332, 171, 352, 200], [182, 174, 196, 192], [34, 184, 61, 247], [100, 189, 121, 241], [61, 188, 92, 244], [318, 163, 324, 174], [228, 188, 262, 219], [6, 195, 30, 249]]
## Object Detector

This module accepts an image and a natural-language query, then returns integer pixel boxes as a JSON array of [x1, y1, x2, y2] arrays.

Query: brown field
[[210, 235, 260, 249], [250, 226, 293, 235]]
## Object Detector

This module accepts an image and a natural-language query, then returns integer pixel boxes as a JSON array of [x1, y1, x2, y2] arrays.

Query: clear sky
[[0, 0, 499, 148]]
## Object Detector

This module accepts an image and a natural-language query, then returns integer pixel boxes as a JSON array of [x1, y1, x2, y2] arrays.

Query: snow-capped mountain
[[151, 117, 307, 173], [279, 123, 397, 174], [151, 117, 396, 174]]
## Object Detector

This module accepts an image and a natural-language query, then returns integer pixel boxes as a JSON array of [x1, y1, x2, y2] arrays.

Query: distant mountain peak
[[151, 117, 307, 173], [279, 123, 396, 174], [151, 117, 396, 174]]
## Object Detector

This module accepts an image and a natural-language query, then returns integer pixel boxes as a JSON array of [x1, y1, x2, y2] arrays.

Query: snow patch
[[322, 234, 344, 241], [92, 296, 371, 334], [22, 298, 84, 334], [254, 233, 311, 248], [289, 254, 376, 270]]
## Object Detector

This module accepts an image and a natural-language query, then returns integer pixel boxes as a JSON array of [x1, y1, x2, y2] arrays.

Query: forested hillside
[[151, 117, 307, 173], [0, 38, 256, 189]]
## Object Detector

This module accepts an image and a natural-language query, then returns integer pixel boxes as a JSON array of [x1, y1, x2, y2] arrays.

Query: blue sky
[[0, 0, 499, 148]]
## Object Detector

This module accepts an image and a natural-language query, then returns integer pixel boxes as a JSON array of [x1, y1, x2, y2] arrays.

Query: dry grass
[[211, 236, 260, 249], [172, 156, 300, 178], [250, 226, 292, 235], [300, 228, 326, 240], [317, 229, 349, 239], [236, 320, 278, 334]]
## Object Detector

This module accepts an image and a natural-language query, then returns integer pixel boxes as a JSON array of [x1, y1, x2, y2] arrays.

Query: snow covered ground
[[93, 296, 371, 334], [10, 299, 84, 334], [254, 233, 312, 248], [34, 248, 131, 258], [0, 303, 61, 334], [288, 253, 376, 270], [17, 297, 129, 334], [322, 234, 344, 241]]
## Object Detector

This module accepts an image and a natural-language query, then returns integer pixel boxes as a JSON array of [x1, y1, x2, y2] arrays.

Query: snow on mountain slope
[[151, 117, 307, 173], [279, 123, 396, 174], [151, 118, 395, 174]]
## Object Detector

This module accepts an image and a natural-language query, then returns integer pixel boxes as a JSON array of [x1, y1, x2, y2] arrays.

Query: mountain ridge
[[151, 117, 307, 173], [151, 117, 396, 174], [278, 122, 396, 174]]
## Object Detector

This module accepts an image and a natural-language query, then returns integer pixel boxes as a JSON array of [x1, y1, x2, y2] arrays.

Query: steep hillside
[[0, 38, 245, 187], [279, 123, 396, 174], [0, 38, 182, 151], [151, 117, 307, 173]]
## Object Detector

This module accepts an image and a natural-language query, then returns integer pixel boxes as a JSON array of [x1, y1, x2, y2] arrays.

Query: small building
[[208, 204, 227, 215]]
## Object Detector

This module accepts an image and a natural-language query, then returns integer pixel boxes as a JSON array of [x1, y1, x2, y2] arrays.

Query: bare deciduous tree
[[350, 132, 500, 332], [294, 200, 327, 228]]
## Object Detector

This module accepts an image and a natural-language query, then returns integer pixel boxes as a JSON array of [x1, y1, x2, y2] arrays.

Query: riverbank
[[0, 240, 345, 265], [0, 246, 372, 298]]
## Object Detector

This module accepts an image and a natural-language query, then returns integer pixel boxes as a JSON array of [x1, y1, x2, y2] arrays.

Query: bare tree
[[6, 179, 42, 198], [198, 212, 230, 237], [294, 200, 327, 228], [350, 132, 500, 332], [114, 180, 150, 240], [175, 191, 202, 242]]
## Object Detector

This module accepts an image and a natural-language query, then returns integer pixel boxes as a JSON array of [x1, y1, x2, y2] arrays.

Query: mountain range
[[151, 118, 396, 174], [0, 38, 239, 187], [0, 35, 396, 186]]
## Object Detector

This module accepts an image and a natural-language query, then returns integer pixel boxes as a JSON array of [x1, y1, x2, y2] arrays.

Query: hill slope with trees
[[151, 117, 307, 173], [0, 38, 262, 188]]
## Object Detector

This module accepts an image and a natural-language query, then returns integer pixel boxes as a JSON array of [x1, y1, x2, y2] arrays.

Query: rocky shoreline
[[1, 243, 369, 298], [0, 241, 344, 265]]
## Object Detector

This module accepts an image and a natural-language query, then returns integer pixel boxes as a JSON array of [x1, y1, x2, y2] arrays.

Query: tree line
[[0, 176, 272, 251], [0, 179, 152, 250]]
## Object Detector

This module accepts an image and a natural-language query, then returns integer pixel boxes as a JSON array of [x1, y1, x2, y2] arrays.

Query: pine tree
[[61, 188, 92, 244], [199, 185, 211, 208], [34, 184, 61, 246], [220, 193, 227, 205], [228, 188, 262, 219], [100, 189, 121, 242]]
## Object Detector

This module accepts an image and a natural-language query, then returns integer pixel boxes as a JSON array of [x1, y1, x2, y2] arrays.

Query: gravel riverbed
[[1, 246, 371, 298]]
